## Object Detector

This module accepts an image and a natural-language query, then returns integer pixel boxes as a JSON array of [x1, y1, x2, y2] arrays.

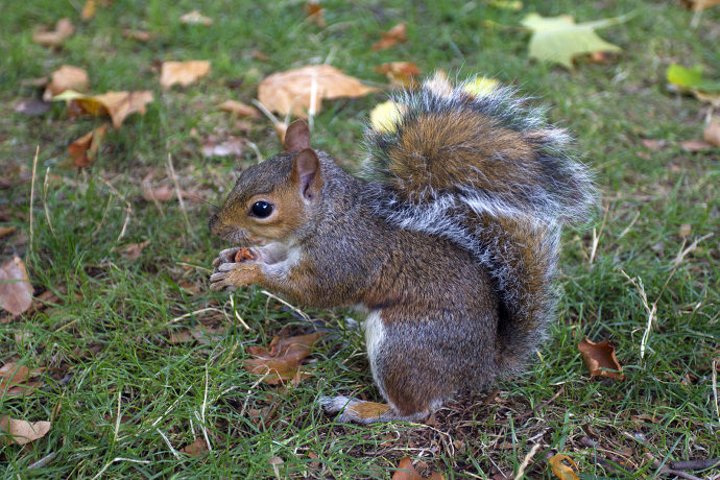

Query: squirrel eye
[[250, 200, 273, 218]]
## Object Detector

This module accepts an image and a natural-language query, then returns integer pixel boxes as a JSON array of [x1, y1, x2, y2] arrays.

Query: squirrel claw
[[209, 262, 262, 289]]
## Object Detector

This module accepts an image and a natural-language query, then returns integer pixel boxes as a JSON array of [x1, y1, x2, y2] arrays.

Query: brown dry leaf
[[392, 457, 445, 480], [0, 416, 51, 446], [0, 363, 43, 398], [548, 454, 580, 480], [181, 437, 208, 456], [73, 91, 154, 129], [0, 226, 16, 239], [0, 256, 33, 316], [68, 124, 108, 168], [372, 23, 408, 51], [703, 118, 720, 147], [32, 18, 74, 47], [81, 0, 97, 20], [43, 65, 89, 101], [122, 29, 153, 42], [258, 64, 377, 118], [160, 61, 211, 89], [305, 1, 326, 27], [120, 240, 150, 261], [577, 338, 624, 380], [244, 332, 323, 385], [680, 139, 713, 152], [168, 330, 195, 344], [219, 100, 259, 118], [680, 0, 720, 11], [180, 10, 213, 26], [141, 178, 174, 203], [375, 62, 421, 87], [641, 139, 666, 151], [679, 223, 692, 238]]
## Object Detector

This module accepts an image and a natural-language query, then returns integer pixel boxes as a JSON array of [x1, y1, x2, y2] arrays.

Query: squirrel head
[[209, 120, 324, 246]]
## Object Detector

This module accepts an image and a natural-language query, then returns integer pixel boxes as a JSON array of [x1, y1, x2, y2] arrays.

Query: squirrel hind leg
[[318, 396, 429, 424]]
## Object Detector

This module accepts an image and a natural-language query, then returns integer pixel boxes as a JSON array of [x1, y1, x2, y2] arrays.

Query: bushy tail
[[364, 74, 596, 371]]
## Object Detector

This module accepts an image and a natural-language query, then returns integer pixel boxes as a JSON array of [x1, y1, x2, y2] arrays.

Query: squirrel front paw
[[210, 248, 262, 291]]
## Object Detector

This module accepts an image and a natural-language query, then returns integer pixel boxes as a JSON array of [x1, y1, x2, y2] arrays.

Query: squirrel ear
[[292, 148, 323, 201], [284, 120, 311, 152]]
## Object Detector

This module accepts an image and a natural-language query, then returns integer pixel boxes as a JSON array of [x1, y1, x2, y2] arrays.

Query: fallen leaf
[[521, 13, 623, 69], [122, 29, 153, 42], [375, 62, 421, 87], [219, 100, 259, 118], [32, 18, 75, 47], [68, 124, 109, 168], [577, 338, 624, 380], [0, 363, 43, 398], [548, 454, 580, 480], [244, 332, 323, 384], [44, 65, 89, 101], [180, 10, 213, 26], [370, 100, 406, 134], [14, 99, 51, 116], [57, 91, 153, 128], [667, 64, 720, 94], [680, 139, 712, 152], [0, 226, 16, 238], [234, 247, 256, 262], [257, 64, 377, 118], [168, 330, 195, 344], [305, 1, 326, 27], [160, 61, 211, 89], [641, 139, 667, 151], [372, 23, 408, 51], [81, 0, 97, 20], [181, 437, 208, 456], [703, 118, 720, 147], [201, 137, 245, 157], [141, 174, 175, 203], [0, 416, 51, 446], [462, 77, 500, 97], [679, 224, 692, 238], [120, 240, 150, 261], [392, 457, 445, 480], [680, 0, 720, 11], [0, 256, 33, 316]]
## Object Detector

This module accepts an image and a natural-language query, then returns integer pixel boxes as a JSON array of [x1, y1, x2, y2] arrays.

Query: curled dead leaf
[[375, 62, 421, 88], [244, 332, 323, 385], [258, 64, 377, 118], [68, 124, 109, 168], [160, 61, 211, 89], [680, 139, 713, 152], [0, 416, 51, 446], [43, 65, 89, 101], [57, 90, 154, 128], [0, 226, 16, 239], [578, 337, 624, 380], [548, 454, 580, 480], [0, 256, 33, 316], [219, 100, 259, 118], [0, 363, 43, 398], [372, 23, 408, 51], [32, 18, 74, 47]]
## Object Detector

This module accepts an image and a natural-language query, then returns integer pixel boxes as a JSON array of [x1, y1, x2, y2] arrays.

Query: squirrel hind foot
[[318, 396, 429, 424]]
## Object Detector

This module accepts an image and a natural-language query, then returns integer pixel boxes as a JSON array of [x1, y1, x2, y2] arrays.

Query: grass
[[1, 0, 718, 478]]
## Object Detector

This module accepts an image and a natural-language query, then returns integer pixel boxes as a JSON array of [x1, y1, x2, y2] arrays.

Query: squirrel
[[209, 73, 595, 424]]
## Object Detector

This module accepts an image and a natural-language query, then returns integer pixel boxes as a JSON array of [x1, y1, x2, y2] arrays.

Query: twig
[[514, 443, 542, 480], [28, 452, 57, 469], [156, 428, 180, 459], [713, 358, 719, 424], [166, 153, 192, 236], [201, 364, 212, 452], [589, 205, 608, 265], [114, 388, 122, 442], [620, 270, 656, 360], [169, 307, 225, 324], [671, 458, 720, 471], [28, 146, 39, 252], [228, 295, 251, 330], [42, 166, 55, 237], [261, 289, 311, 322]]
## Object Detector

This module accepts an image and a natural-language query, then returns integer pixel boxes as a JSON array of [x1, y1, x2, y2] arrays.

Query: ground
[[1, 0, 719, 478]]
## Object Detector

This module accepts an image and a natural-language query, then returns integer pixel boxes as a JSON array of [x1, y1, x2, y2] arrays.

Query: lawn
[[1, 0, 719, 478]]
